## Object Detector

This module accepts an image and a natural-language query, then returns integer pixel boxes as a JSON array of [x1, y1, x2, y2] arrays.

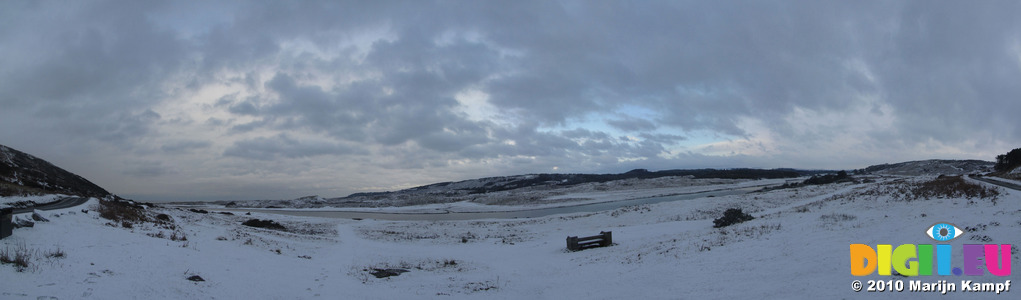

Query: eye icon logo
[[926, 223, 963, 242]]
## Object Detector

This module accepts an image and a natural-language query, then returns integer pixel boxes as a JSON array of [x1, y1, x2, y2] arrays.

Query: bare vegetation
[[1, 243, 66, 272], [0, 243, 32, 272], [910, 176, 999, 200], [712, 208, 755, 228], [97, 199, 150, 223], [696, 222, 783, 252], [819, 213, 861, 230], [857, 176, 1000, 202]]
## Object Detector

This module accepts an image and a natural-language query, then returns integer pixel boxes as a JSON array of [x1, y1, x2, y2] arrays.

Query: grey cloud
[[122, 160, 174, 178], [0, 1, 189, 149], [638, 133, 687, 144], [4, 0, 1021, 201], [161, 140, 213, 154], [223, 134, 365, 161], [608, 118, 657, 132]]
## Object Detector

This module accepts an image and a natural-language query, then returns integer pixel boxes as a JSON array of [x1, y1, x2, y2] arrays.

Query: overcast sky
[[2, 0, 1019, 201]]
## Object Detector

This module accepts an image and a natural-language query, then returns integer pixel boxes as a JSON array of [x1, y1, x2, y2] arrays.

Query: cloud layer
[[2, 0, 1019, 201]]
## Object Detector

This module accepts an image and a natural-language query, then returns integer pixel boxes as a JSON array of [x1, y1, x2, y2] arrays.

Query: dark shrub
[[911, 176, 999, 200], [803, 171, 849, 185], [242, 219, 286, 230], [98, 200, 148, 223], [713, 208, 755, 228]]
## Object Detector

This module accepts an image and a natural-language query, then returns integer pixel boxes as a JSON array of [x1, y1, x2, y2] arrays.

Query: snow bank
[[0, 194, 69, 208]]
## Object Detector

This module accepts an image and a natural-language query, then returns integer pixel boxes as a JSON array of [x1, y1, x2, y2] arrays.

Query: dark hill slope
[[0, 144, 110, 198]]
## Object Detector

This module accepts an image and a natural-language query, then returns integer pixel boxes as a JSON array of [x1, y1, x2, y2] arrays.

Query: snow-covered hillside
[[225, 176, 783, 209], [3, 176, 1017, 299], [0, 144, 110, 198], [866, 159, 993, 176], [218, 169, 803, 209]]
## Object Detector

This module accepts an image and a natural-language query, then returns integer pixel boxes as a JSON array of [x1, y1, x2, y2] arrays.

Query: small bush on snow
[[712, 208, 755, 228]]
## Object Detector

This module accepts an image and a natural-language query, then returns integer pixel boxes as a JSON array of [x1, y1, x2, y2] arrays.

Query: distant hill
[[0, 144, 111, 198], [341, 168, 801, 199], [864, 159, 993, 176], [220, 168, 802, 208]]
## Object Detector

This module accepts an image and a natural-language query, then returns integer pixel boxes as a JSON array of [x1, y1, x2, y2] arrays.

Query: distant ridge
[[864, 159, 993, 176], [0, 144, 111, 198], [341, 168, 803, 199], [220, 168, 805, 208]]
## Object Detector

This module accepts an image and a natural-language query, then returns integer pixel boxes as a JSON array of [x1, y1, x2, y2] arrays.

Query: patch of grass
[[819, 213, 857, 222], [911, 176, 999, 200], [725, 223, 782, 237], [43, 247, 65, 259], [860, 177, 1001, 203], [0, 243, 32, 272], [0, 244, 60, 272], [97, 199, 149, 223], [170, 231, 187, 241], [0, 182, 50, 197], [819, 213, 860, 229]]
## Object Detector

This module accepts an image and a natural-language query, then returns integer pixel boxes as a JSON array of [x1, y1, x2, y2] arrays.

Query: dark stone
[[31, 211, 49, 222], [241, 219, 286, 230], [13, 217, 34, 228], [369, 268, 409, 278], [187, 275, 205, 282], [188, 209, 209, 214], [155, 214, 171, 221]]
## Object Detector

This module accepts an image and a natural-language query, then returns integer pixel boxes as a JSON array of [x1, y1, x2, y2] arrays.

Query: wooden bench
[[566, 231, 612, 251]]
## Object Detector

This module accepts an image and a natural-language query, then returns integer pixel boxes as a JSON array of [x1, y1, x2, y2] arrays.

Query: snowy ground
[[986, 176, 1021, 187], [0, 194, 69, 208], [2, 177, 1019, 299]]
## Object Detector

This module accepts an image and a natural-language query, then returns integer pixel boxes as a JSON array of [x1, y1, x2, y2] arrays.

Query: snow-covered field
[[2, 177, 1018, 299]]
